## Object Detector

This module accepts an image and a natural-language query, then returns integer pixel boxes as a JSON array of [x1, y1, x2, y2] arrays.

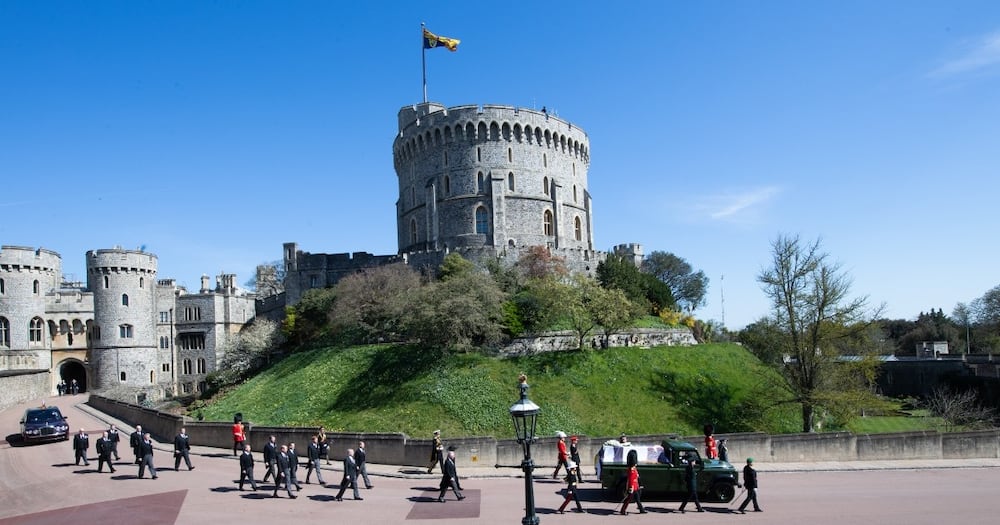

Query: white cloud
[[929, 31, 1000, 78], [699, 186, 781, 222]]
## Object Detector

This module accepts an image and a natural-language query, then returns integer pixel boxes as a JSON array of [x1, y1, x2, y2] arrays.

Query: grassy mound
[[194, 343, 801, 437]]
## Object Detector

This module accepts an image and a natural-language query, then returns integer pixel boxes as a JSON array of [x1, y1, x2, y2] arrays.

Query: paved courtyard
[[2, 395, 999, 525]]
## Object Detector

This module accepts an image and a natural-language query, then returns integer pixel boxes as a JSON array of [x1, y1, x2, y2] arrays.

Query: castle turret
[[393, 103, 593, 254], [86, 248, 159, 393], [0, 246, 61, 370]]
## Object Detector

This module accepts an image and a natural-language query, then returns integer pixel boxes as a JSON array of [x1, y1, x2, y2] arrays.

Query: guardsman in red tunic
[[232, 417, 246, 457], [553, 431, 569, 479], [619, 464, 647, 514]]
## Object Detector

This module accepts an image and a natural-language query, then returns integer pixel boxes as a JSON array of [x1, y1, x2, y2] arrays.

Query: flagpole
[[421, 22, 428, 103]]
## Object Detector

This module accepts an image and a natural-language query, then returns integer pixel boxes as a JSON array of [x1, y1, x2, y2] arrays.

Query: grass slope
[[195, 343, 802, 438]]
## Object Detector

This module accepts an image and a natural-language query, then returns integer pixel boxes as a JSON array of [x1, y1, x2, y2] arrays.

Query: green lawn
[[194, 343, 802, 438]]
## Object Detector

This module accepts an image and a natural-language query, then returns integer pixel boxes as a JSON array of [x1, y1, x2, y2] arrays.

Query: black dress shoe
[[289, 495, 297, 499], [354, 497, 363, 500], [335, 497, 343, 501], [437, 497, 445, 503]]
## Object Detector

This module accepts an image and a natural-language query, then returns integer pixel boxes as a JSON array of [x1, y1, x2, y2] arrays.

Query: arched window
[[475, 206, 489, 234], [0, 278, 5, 294], [183, 359, 192, 375], [150, 370, 155, 384], [573, 185, 578, 203], [29, 317, 43, 343], [544, 210, 554, 236], [575, 217, 582, 241], [410, 218, 418, 245], [508, 147, 513, 162], [444, 175, 451, 195], [33, 280, 39, 294], [0, 317, 9, 347], [508, 172, 515, 191], [103, 275, 109, 289], [122, 293, 129, 306], [139, 277, 144, 288], [543, 177, 549, 196], [477, 171, 485, 193], [119, 324, 133, 338], [543, 153, 547, 168], [197, 358, 206, 374]]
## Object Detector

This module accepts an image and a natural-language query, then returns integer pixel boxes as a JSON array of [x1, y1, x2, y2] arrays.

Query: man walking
[[427, 430, 443, 474], [173, 427, 194, 471], [738, 457, 762, 513], [305, 435, 325, 485], [678, 454, 703, 513], [261, 435, 278, 483], [108, 424, 121, 460], [287, 442, 303, 491], [96, 431, 115, 473], [272, 445, 296, 498], [137, 432, 158, 479], [239, 444, 258, 491], [553, 431, 569, 479], [355, 441, 373, 489], [72, 428, 90, 466], [335, 448, 362, 501], [437, 449, 465, 502], [130, 425, 143, 465]]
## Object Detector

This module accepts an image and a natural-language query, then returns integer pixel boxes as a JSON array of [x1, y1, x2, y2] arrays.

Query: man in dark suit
[[437, 449, 464, 502], [355, 441, 373, 489], [272, 445, 296, 498], [137, 433, 158, 479], [738, 457, 762, 513], [239, 444, 258, 491], [678, 455, 703, 512], [173, 427, 194, 471], [96, 431, 115, 473], [130, 425, 143, 465], [305, 435, 325, 485], [108, 424, 121, 460], [261, 435, 278, 483], [335, 448, 362, 501], [287, 442, 303, 491], [72, 428, 90, 466]]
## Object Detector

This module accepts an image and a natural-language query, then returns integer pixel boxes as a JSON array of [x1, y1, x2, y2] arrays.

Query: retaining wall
[[0, 370, 51, 412], [87, 395, 1000, 467]]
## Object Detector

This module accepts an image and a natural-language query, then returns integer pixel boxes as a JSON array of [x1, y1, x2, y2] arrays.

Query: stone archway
[[59, 360, 88, 394]]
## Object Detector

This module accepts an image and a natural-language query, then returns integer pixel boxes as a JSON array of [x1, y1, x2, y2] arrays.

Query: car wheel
[[709, 482, 736, 502]]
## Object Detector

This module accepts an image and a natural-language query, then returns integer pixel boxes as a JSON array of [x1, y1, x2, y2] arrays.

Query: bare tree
[[925, 387, 996, 431], [757, 234, 881, 432]]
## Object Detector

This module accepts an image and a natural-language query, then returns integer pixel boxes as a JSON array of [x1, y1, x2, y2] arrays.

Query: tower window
[[445, 175, 451, 195], [183, 359, 192, 375], [544, 210, 554, 236], [573, 185, 578, 203], [0, 317, 9, 347], [104, 275, 109, 288], [29, 317, 43, 343], [543, 177, 550, 196], [508, 172, 515, 191], [122, 294, 129, 306], [197, 358, 206, 374], [477, 147, 481, 162], [575, 216, 582, 241], [120, 372, 126, 382], [0, 278, 5, 294], [33, 280, 40, 294], [150, 371, 155, 384], [508, 148, 512, 162], [410, 218, 418, 245], [543, 153, 547, 168], [475, 206, 489, 234], [444, 151, 448, 166], [119, 324, 134, 339], [140, 277, 144, 288], [477, 172, 485, 193]]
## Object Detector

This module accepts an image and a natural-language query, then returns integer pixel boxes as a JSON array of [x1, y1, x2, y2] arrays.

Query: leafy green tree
[[284, 287, 337, 345], [756, 234, 882, 432], [329, 264, 421, 343], [590, 285, 639, 348], [597, 254, 675, 314], [403, 272, 507, 351], [439, 252, 476, 281], [563, 275, 601, 350], [641, 251, 709, 312], [515, 277, 575, 333]]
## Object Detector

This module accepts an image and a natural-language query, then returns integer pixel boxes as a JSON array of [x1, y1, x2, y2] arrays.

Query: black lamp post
[[509, 375, 541, 525]]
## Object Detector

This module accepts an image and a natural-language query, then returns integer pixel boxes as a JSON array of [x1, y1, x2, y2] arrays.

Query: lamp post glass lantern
[[509, 378, 541, 525]]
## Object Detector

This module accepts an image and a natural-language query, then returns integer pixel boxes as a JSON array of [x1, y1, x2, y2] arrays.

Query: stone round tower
[[393, 103, 593, 255], [0, 246, 60, 370], [86, 248, 158, 392]]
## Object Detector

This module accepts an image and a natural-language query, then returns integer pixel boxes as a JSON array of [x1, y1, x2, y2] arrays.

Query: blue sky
[[2, 1, 999, 329]]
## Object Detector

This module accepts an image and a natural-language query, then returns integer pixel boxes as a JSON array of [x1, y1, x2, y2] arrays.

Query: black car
[[20, 406, 70, 442]]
